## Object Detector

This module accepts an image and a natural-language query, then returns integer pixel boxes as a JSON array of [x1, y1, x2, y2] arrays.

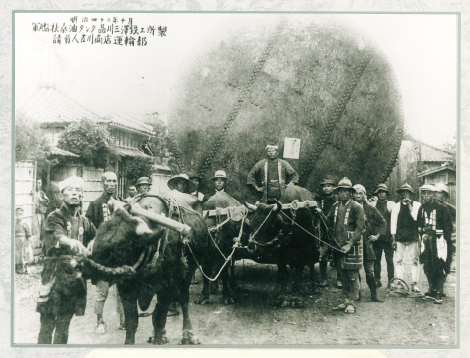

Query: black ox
[[197, 191, 250, 305], [82, 196, 210, 345], [245, 185, 326, 306]]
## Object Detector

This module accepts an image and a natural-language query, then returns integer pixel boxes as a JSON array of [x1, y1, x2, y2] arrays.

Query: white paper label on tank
[[283, 138, 301, 159]]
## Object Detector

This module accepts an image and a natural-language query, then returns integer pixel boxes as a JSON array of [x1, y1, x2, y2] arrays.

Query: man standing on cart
[[247, 144, 299, 204]]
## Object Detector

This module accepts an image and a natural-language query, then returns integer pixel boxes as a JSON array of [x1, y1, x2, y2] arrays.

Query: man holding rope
[[37, 176, 95, 344], [326, 178, 366, 314]]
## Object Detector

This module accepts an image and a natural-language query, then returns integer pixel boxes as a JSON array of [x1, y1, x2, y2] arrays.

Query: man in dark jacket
[[318, 176, 339, 287], [37, 176, 95, 344], [327, 178, 365, 314], [247, 144, 299, 203], [418, 185, 453, 304], [369, 183, 395, 288], [353, 184, 386, 302], [85, 171, 124, 333]]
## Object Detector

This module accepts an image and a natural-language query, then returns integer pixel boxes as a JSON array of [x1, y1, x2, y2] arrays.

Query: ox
[[197, 191, 249, 304], [245, 184, 326, 306], [82, 195, 210, 345]]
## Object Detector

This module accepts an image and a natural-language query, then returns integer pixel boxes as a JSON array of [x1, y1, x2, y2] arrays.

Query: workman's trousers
[[340, 269, 360, 302], [319, 243, 329, 281], [395, 241, 419, 284], [373, 240, 394, 284], [38, 311, 74, 344], [423, 262, 446, 294], [94, 280, 124, 316]]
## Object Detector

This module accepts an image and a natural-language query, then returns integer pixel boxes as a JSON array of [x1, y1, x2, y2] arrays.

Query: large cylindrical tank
[[168, 16, 403, 201]]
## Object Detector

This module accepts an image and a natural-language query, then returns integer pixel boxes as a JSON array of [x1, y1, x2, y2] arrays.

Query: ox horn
[[244, 201, 257, 212], [129, 204, 192, 237]]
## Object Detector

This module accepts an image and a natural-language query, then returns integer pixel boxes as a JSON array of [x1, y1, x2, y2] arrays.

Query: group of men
[[246, 144, 455, 314], [28, 143, 455, 344]]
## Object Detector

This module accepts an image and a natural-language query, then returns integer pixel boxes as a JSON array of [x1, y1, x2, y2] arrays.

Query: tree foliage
[[442, 134, 456, 169], [57, 118, 119, 169], [121, 157, 154, 185], [15, 115, 51, 162], [15, 115, 57, 180], [144, 112, 178, 172]]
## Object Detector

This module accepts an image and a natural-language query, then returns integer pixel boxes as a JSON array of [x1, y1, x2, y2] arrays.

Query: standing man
[[85, 172, 125, 333], [189, 173, 205, 201], [247, 144, 299, 203], [369, 183, 395, 288], [418, 185, 453, 304], [34, 178, 49, 241], [318, 176, 339, 288], [136, 177, 151, 195], [15, 207, 32, 274], [327, 178, 365, 314], [352, 184, 386, 302], [37, 176, 95, 344], [125, 186, 138, 202], [391, 183, 422, 293]]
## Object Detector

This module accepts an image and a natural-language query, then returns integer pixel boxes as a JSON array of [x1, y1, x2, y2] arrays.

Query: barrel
[[168, 16, 404, 202]]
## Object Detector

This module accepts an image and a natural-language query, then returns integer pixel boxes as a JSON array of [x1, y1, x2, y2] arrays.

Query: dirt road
[[13, 259, 456, 346]]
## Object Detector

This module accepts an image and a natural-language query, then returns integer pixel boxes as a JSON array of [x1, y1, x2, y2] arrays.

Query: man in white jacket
[[390, 183, 421, 293]]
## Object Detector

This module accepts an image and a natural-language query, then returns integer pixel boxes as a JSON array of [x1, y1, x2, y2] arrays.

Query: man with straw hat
[[37, 176, 96, 344], [418, 184, 453, 304], [353, 184, 386, 303], [391, 183, 421, 293], [247, 144, 299, 203], [369, 183, 395, 288], [326, 178, 366, 314]]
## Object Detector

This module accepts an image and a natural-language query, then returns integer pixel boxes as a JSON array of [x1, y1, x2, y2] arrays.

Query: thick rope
[[278, 210, 343, 253]]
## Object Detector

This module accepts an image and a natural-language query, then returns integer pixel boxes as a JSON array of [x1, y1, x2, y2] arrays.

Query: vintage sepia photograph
[[13, 12, 457, 346]]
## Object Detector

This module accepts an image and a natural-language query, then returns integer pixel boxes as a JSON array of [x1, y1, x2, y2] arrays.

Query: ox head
[[244, 201, 286, 255], [85, 205, 164, 281]]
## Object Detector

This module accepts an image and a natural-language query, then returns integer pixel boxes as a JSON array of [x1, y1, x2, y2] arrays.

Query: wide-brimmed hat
[[136, 177, 151, 186], [373, 183, 390, 195], [167, 174, 196, 193], [396, 183, 414, 195], [420, 184, 435, 192], [433, 183, 449, 195], [335, 177, 355, 192], [211, 170, 227, 180], [319, 175, 336, 186]]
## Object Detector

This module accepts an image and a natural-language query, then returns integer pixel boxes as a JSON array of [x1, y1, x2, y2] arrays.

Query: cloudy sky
[[14, 12, 458, 147]]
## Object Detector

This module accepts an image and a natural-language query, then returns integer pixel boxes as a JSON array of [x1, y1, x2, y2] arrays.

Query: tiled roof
[[115, 146, 149, 158], [18, 86, 154, 136], [18, 86, 102, 125], [418, 164, 455, 178], [410, 138, 453, 162], [50, 146, 79, 157], [105, 112, 155, 136]]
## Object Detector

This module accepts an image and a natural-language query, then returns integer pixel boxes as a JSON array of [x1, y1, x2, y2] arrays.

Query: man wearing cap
[[353, 184, 386, 302], [418, 185, 453, 304], [247, 144, 299, 203], [318, 176, 339, 288], [326, 178, 366, 314], [85, 172, 125, 333], [391, 183, 422, 293], [37, 176, 95, 344], [369, 183, 395, 288], [189, 173, 205, 201], [136, 177, 151, 195]]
